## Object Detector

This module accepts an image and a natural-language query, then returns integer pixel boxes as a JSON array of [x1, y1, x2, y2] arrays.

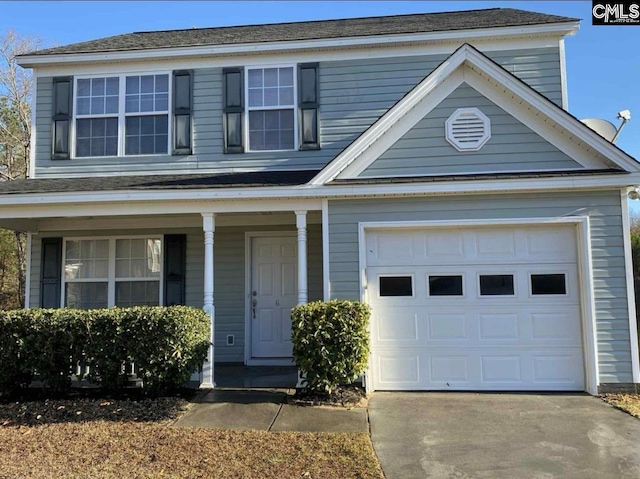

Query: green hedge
[[0, 306, 210, 395], [291, 300, 371, 394]]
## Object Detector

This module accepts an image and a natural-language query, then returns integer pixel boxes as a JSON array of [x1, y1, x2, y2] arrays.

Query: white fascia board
[[17, 22, 579, 68], [312, 43, 639, 185], [0, 173, 638, 219]]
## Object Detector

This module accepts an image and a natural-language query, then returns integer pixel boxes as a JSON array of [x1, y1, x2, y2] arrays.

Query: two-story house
[[4, 8, 639, 394]]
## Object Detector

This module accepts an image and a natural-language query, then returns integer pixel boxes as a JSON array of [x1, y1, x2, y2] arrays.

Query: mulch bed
[[289, 385, 368, 408], [0, 389, 195, 426]]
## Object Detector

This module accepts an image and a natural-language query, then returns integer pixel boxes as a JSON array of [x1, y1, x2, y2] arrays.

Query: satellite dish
[[580, 118, 618, 142]]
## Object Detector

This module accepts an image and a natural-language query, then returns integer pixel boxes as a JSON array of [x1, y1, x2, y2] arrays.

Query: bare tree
[[0, 29, 42, 307]]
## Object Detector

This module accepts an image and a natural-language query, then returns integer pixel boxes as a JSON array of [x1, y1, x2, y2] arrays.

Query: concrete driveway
[[369, 392, 640, 479]]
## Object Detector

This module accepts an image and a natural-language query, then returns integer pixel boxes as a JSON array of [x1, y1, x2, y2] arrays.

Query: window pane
[[125, 115, 168, 155], [429, 276, 463, 296], [300, 67, 317, 103], [248, 88, 262, 107], [531, 274, 566, 295], [75, 118, 118, 157], [76, 97, 91, 115], [479, 275, 514, 296], [105, 96, 119, 114], [279, 86, 294, 105], [66, 282, 108, 309], [279, 67, 294, 86], [115, 238, 161, 279], [65, 239, 109, 279], [77, 79, 90, 97], [140, 75, 154, 93], [248, 69, 262, 88], [155, 74, 169, 93], [77, 77, 119, 117], [92, 78, 105, 95], [264, 87, 278, 107], [115, 281, 159, 307], [125, 75, 169, 113], [106, 77, 119, 95], [126, 76, 139, 94], [263, 68, 278, 87], [249, 109, 294, 151], [379, 276, 413, 297], [90, 96, 104, 115]]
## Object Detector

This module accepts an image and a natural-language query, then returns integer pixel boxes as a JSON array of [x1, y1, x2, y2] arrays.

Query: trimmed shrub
[[291, 300, 371, 394], [0, 306, 210, 395]]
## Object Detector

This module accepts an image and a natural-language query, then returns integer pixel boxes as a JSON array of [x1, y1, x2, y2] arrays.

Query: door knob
[[252, 299, 257, 318]]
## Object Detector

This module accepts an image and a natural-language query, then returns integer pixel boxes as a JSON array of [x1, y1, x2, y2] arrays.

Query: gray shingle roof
[[0, 170, 319, 195], [23, 8, 578, 57]]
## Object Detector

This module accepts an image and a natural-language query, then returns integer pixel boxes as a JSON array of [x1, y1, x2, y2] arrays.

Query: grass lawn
[[601, 393, 640, 419], [0, 396, 383, 479]]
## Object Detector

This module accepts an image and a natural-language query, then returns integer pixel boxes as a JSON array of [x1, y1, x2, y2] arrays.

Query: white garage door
[[367, 225, 585, 391]]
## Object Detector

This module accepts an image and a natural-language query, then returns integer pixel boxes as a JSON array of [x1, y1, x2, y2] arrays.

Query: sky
[[2, 1, 640, 209]]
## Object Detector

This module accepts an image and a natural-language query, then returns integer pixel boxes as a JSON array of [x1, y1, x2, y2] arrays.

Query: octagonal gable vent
[[445, 108, 491, 151]]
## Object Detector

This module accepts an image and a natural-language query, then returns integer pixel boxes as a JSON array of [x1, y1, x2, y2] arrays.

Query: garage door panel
[[368, 224, 585, 392], [372, 349, 585, 390], [372, 306, 581, 347]]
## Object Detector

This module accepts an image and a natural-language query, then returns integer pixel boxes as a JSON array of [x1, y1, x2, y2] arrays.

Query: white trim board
[[621, 188, 640, 383], [19, 22, 578, 69], [357, 216, 599, 395], [2, 176, 640, 221], [322, 199, 330, 301], [310, 44, 640, 185]]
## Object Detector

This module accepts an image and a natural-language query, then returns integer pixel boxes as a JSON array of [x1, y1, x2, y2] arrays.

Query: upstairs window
[[247, 67, 295, 151], [54, 72, 191, 160], [222, 63, 319, 154], [124, 75, 170, 155], [71, 73, 172, 158]]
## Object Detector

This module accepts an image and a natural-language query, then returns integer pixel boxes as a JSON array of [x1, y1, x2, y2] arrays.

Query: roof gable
[[311, 44, 640, 185], [358, 82, 583, 178]]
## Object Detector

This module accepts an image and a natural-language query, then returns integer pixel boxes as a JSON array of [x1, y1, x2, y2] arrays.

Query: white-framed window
[[73, 73, 171, 158], [63, 236, 163, 308], [246, 66, 296, 151]]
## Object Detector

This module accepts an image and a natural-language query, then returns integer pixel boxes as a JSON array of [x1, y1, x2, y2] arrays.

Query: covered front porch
[[4, 204, 324, 388]]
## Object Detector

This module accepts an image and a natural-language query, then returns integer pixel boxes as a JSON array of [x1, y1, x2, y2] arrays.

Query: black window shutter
[[40, 237, 62, 308], [172, 70, 193, 155], [223, 67, 244, 154], [298, 63, 320, 150], [52, 77, 73, 160], [163, 234, 187, 306]]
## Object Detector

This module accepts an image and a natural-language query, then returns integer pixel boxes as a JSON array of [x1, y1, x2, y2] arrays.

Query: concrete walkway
[[174, 388, 368, 433]]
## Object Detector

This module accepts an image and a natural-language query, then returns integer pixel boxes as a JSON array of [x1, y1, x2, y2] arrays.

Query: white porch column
[[295, 210, 308, 305], [201, 213, 216, 389]]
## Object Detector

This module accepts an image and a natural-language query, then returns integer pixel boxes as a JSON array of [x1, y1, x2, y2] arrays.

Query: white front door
[[250, 235, 297, 359]]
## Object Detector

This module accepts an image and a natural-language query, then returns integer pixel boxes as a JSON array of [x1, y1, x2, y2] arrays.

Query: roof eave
[[16, 21, 580, 68]]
